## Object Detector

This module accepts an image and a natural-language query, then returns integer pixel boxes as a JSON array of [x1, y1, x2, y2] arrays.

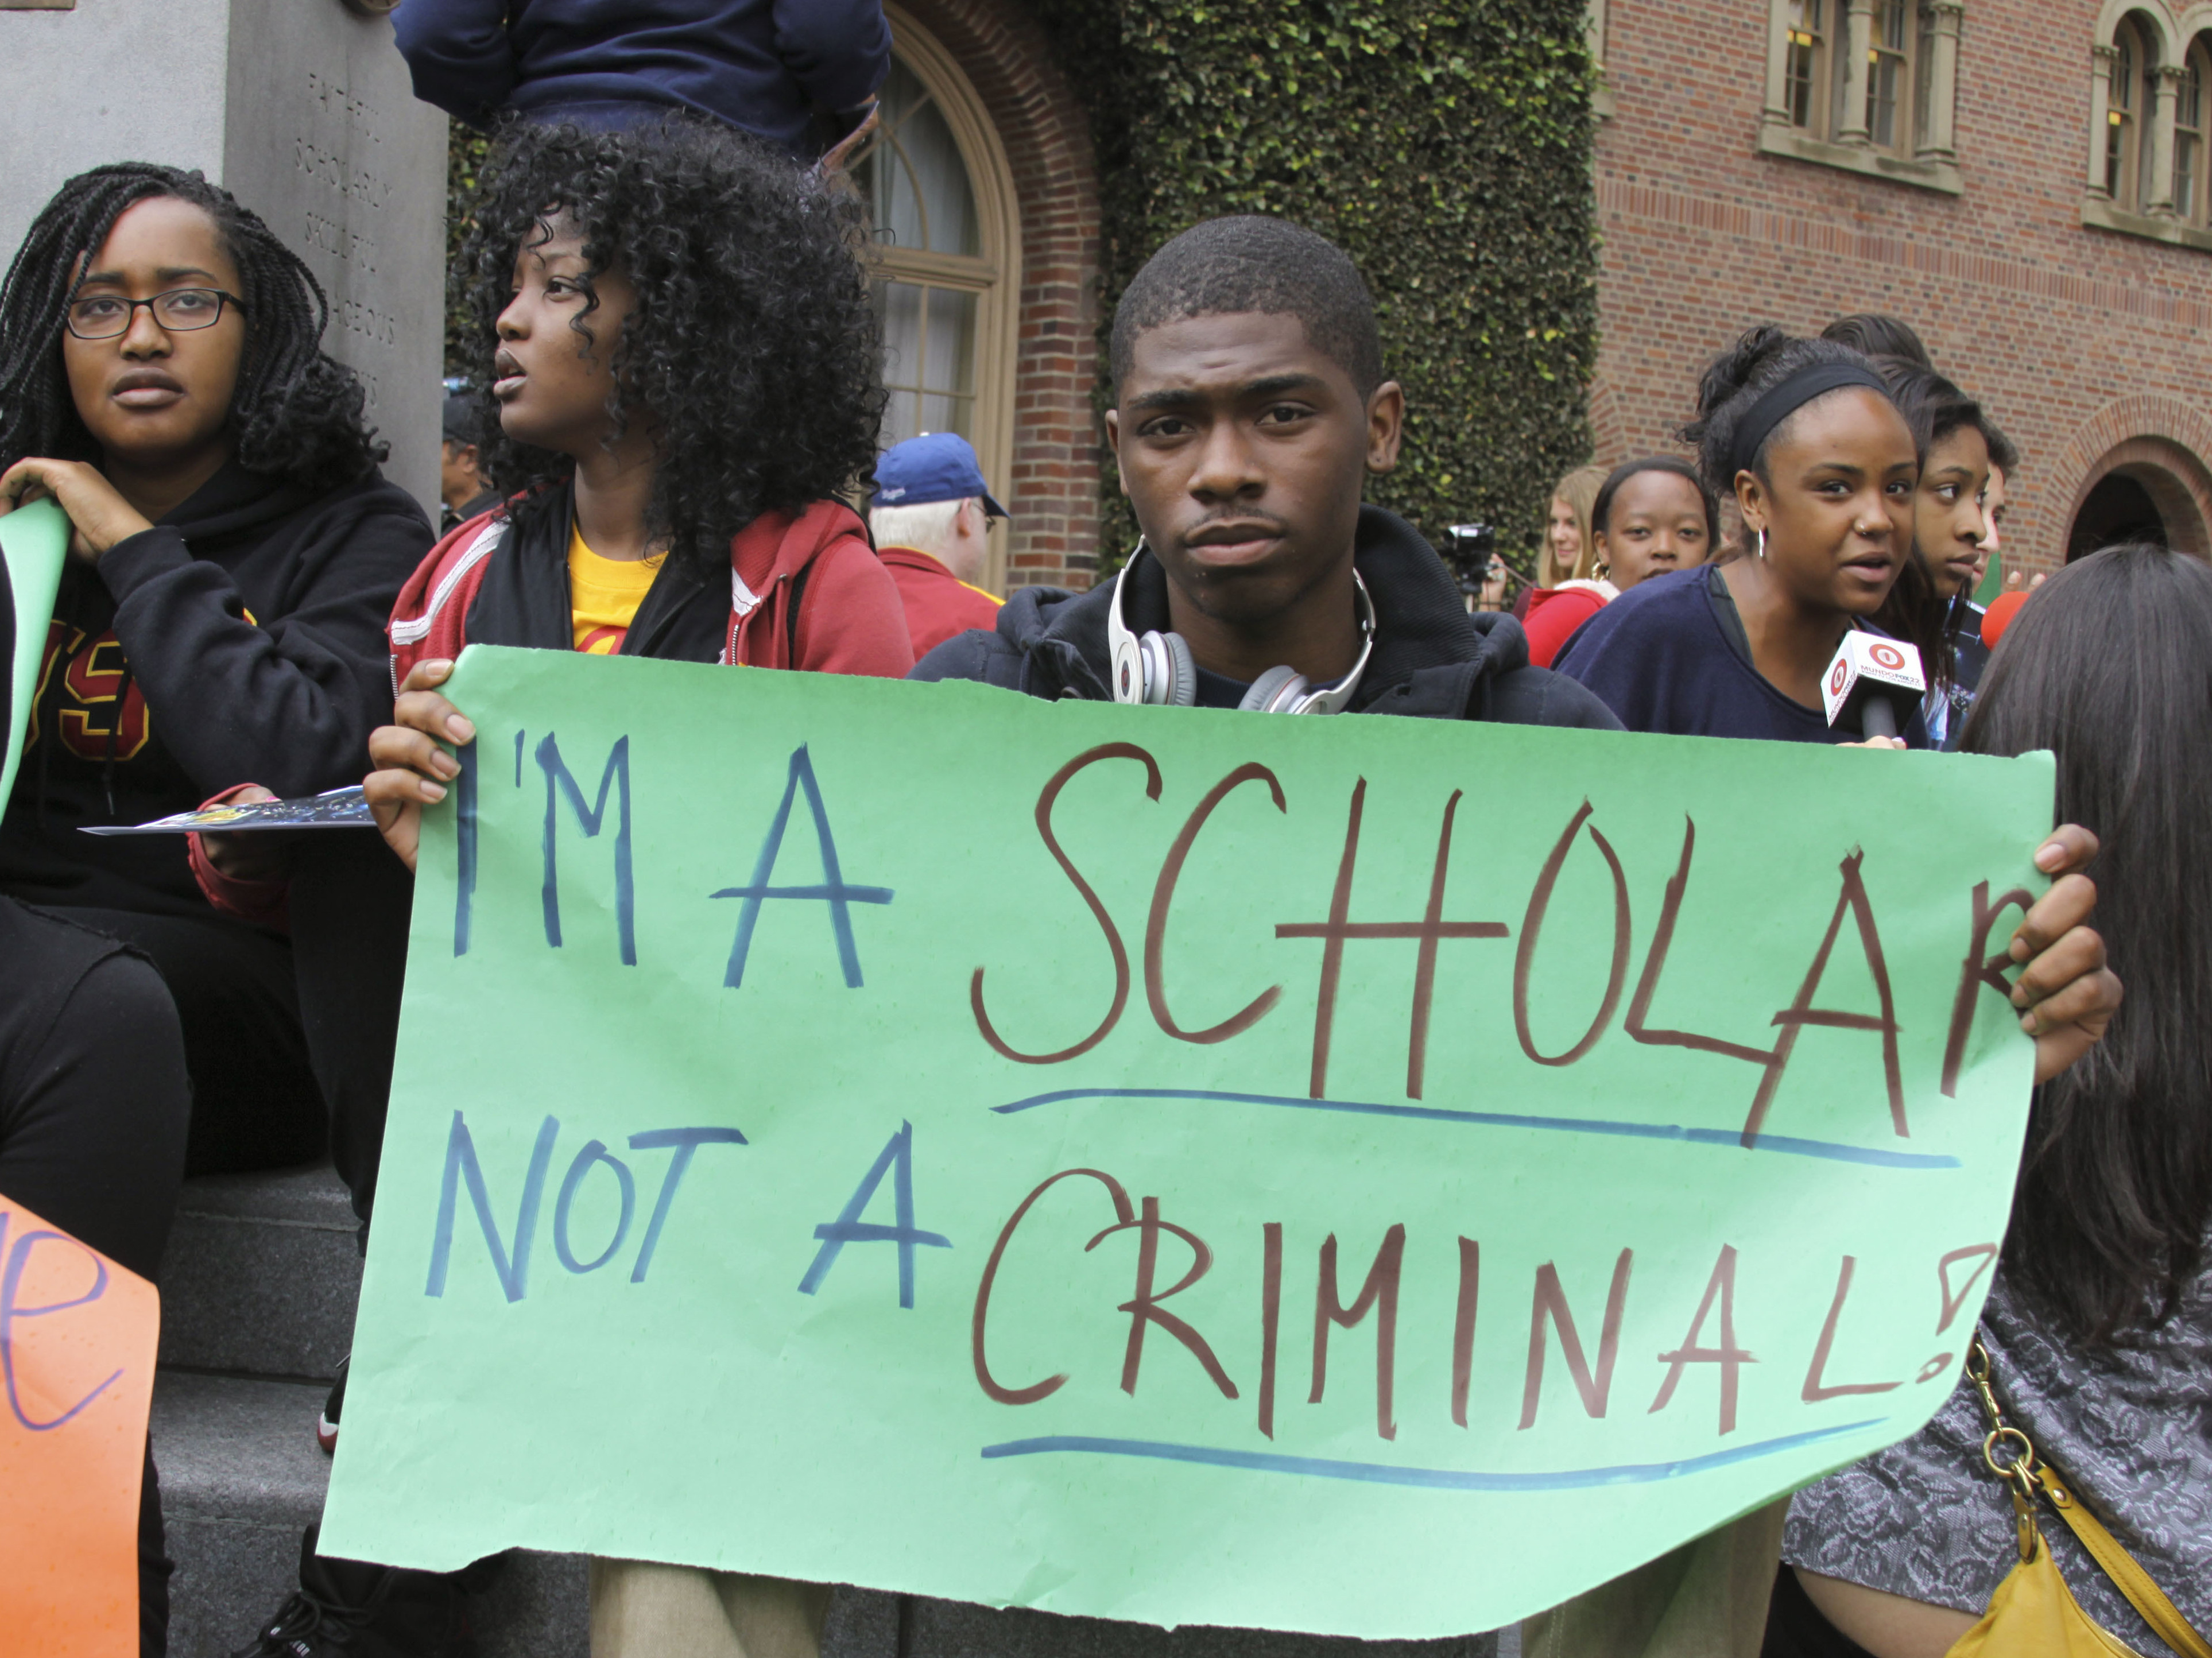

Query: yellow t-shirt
[[568, 526, 662, 655]]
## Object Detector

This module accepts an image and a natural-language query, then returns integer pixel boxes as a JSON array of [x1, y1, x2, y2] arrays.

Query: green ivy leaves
[[1031, 0, 1599, 571]]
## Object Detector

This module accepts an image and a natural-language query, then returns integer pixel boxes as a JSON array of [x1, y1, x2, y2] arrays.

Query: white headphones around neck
[[1106, 541, 1376, 714]]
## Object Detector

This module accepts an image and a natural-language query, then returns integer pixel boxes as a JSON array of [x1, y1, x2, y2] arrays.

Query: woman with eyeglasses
[[0, 163, 431, 1180]]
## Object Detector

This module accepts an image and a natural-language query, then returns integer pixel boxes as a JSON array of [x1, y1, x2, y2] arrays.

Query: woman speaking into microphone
[[1555, 326, 1926, 746]]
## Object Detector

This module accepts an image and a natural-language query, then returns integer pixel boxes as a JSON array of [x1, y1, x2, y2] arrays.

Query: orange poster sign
[[0, 1193, 160, 1657]]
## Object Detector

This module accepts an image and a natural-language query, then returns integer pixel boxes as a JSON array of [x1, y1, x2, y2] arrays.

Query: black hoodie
[[0, 461, 432, 917], [913, 502, 1623, 732]]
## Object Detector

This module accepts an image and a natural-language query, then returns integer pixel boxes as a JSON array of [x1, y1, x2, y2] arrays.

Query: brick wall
[[900, 0, 1105, 591], [1591, 0, 2212, 575]]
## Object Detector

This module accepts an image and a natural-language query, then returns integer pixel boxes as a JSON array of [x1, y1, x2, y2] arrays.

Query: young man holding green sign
[[356, 215, 2118, 1657], [904, 216, 2119, 1656]]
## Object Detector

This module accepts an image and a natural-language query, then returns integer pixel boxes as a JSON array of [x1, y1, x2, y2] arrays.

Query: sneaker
[[231, 1524, 476, 1658], [316, 1357, 346, 1456]]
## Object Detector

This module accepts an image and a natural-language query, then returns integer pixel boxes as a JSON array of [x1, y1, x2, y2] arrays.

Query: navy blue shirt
[[1555, 563, 1929, 747], [393, 0, 891, 155]]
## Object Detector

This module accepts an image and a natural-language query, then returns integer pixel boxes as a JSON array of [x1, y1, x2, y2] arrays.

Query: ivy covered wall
[[1029, 0, 1601, 568]]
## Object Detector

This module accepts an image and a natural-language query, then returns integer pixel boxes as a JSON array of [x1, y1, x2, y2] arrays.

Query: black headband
[[1728, 362, 1892, 478]]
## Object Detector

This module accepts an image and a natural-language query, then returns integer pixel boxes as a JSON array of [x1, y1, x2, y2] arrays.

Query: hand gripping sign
[[324, 646, 2050, 1637], [0, 1194, 161, 1657]]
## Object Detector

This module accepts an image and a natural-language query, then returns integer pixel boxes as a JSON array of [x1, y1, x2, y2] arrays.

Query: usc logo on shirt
[[36, 621, 151, 763]]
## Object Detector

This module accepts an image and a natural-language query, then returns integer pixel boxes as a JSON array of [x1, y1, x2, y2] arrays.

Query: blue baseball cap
[[871, 432, 1009, 518]]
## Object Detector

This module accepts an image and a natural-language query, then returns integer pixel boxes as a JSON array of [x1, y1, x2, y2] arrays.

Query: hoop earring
[[1756, 528, 1768, 561]]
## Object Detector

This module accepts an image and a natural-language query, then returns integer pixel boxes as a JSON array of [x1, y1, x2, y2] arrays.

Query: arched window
[[2180, 40, 2210, 224], [1785, 0, 1830, 133], [849, 11, 1020, 582], [2106, 18, 2154, 209], [1864, 0, 1916, 152]]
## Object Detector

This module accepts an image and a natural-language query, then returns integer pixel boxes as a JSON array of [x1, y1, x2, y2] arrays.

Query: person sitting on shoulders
[[1522, 455, 1715, 668], [869, 430, 1006, 658]]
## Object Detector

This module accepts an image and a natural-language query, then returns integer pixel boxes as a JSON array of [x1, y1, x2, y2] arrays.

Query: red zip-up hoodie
[[388, 495, 912, 685], [192, 494, 911, 919]]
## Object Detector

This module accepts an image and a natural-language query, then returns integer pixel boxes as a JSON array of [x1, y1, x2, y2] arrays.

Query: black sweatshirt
[[0, 461, 432, 917], [912, 503, 1624, 731]]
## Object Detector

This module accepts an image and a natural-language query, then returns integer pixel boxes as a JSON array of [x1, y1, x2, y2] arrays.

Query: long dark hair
[[1870, 359, 1988, 684], [453, 118, 885, 580], [0, 162, 384, 490], [1962, 544, 2212, 1342]]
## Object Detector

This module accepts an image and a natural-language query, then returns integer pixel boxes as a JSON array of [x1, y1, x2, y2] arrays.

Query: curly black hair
[[455, 118, 885, 579], [0, 162, 385, 490]]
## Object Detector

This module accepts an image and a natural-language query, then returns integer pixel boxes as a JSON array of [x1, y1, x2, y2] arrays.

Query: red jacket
[[194, 498, 911, 921], [1521, 580, 1614, 669], [877, 544, 1004, 661], [389, 497, 914, 687]]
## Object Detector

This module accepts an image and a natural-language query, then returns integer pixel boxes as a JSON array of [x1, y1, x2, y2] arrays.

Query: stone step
[[152, 1368, 590, 1657], [159, 1164, 362, 1382]]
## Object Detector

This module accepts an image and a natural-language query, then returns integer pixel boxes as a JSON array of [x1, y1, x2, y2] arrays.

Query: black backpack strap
[[784, 559, 814, 666]]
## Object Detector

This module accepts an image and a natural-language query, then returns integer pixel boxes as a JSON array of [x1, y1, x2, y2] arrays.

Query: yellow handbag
[[1945, 1338, 2212, 1658]]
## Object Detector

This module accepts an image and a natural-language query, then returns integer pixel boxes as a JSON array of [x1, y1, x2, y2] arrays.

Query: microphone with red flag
[[1822, 632, 1926, 741]]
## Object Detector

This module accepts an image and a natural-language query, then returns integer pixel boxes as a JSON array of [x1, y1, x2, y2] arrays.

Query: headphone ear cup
[[1239, 664, 1311, 713], [1157, 631, 1198, 707]]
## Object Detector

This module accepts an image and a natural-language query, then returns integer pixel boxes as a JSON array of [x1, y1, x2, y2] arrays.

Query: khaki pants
[[1520, 1501, 1788, 1658], [587, 1503, 1786, 1658], [588, 1560, 829, 1658]]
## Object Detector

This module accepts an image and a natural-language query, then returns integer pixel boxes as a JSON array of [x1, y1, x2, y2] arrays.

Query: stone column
[[1762, 0, 1798, 130], [2148, 63, 2185, 214], [0, 0, 444, 515], [1917, 1, 1963, 161], [1838, 1, 1877, 145], [2088, 44, 2118, 195]]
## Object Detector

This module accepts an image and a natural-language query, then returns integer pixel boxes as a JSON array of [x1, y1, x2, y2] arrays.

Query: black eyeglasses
[[64, 287, 245, 341]]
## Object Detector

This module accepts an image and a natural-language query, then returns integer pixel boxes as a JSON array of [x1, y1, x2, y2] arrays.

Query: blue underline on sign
[[988, 1087, 1960, 1170], [980, 1419, 1886, 1490]]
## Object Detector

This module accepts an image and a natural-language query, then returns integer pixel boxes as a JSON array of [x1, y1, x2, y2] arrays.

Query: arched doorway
[[2063, 436, 2212, 563], [2067, 473, 2167, 560], [849, 9, 1021, 590]]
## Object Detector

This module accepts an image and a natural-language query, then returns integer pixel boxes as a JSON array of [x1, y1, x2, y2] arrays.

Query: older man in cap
[[869, 432, 1006, 658]]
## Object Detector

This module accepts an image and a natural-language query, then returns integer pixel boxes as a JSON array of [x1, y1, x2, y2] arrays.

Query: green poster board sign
[[0, 501, 68, 812], [323, 645, 2051, 1636]]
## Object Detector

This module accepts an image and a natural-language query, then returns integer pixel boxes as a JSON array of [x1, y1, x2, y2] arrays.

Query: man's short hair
[[1109, 215, 1384, 398]]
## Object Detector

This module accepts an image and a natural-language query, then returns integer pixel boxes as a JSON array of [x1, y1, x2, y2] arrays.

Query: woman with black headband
[[1555, 326, 1926, 745]]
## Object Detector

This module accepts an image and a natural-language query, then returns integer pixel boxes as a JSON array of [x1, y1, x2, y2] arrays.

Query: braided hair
[[453, 118, 885, 581], [0, 162, 385, 489]]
